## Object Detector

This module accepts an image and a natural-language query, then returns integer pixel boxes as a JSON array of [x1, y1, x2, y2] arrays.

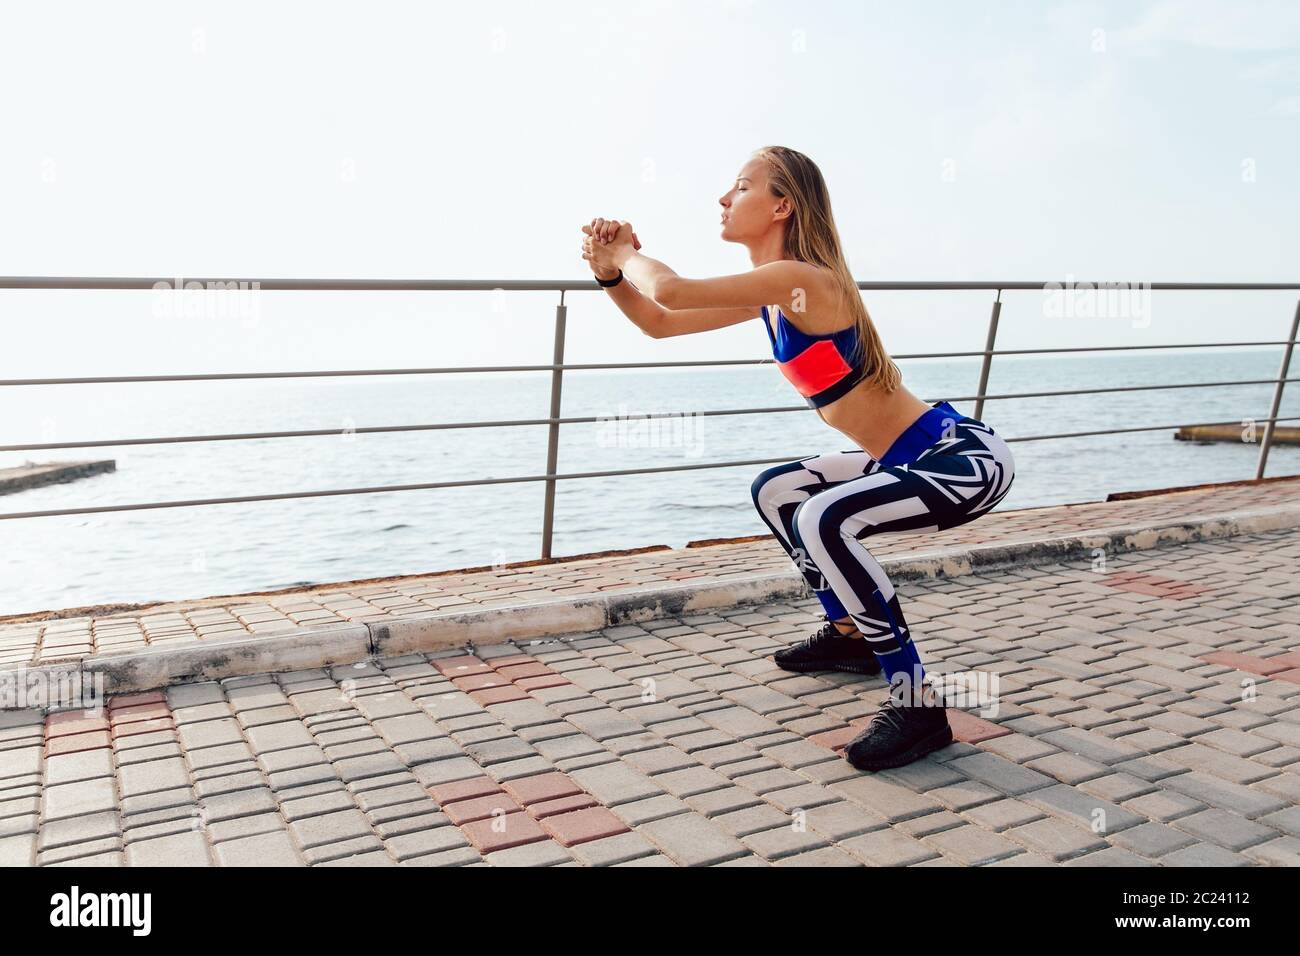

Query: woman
[[580, 145, 1016, 771]]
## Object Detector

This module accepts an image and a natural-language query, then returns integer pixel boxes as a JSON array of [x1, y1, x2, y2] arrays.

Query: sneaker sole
[[845, 722, 954, 772], [773, 657, 882, 676]]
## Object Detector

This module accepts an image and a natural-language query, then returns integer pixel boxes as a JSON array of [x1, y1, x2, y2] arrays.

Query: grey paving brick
[[1109, 821, 1197, 858], [742, 825, 829, 861], [1023, 784, 1145, 834], [1161, 842, 1251, 866], [42, 777, 117, 821], [569, 763, 661, 806], [1160, 771, 1286, 818], [840, 827, 938, 866], [640, 812, 748, 866], [570, 831, 659, 866], [947, 752, 1055, 796], [1172, 808, 1278, 851], [124, 830, 212, 866], [288, 808, 372, 850], [923, 824, 1022, 865], [1005, 817, 1107, 861]]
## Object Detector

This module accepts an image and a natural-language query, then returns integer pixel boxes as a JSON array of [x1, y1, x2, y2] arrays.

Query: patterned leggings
[[750, 411, 1016, 690]]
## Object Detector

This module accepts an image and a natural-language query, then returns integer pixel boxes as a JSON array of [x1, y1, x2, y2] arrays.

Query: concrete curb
[[6, 501, 1300, 705]]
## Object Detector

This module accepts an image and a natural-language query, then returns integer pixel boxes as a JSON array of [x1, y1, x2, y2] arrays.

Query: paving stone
[[540, 807, 630, 847], [639, 812, 749, 866], [568, 830, 659, 866], [124, 830, 212, 866], [1161, 843, 1250, 866], [569, 763, 661, 806], [1172, 808, 1278, 851], [42, 778, 117, 821], [1005, 817, 1107, 862], [288, 808, 372, 849], [922, 824, 1022, 865], [840, 827, 938, 866], [946, 752, 1054, 796], [1244, 836, 1300, 865], [742, 825, 829, 861], [1161, 771, 1286, 818], [1023, 784, 1145, 834], [1109, 821, 1197, 858], [459, 811, 548, 854], [212, 829, 303, 866]]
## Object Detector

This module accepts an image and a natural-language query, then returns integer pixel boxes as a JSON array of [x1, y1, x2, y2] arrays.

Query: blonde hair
[[754, 145, 902, 394]]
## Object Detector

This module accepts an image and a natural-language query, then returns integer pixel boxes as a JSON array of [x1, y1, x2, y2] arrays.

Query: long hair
[[754, 145, 902, 394]]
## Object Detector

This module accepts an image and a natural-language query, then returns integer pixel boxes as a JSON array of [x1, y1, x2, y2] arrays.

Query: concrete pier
[[0, 460, 116, 495]]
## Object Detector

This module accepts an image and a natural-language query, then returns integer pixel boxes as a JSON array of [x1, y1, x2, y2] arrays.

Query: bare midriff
[[815, 376, 935, 461]]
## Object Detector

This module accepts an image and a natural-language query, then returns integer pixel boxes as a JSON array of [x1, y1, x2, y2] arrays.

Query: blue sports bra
[[760, 304, 868, 408]]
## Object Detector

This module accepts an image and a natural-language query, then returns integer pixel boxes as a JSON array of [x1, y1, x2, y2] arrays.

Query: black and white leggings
[[750, 413, 1016, 680]]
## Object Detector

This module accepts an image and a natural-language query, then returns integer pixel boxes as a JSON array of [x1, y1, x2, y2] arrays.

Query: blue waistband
[[879, 401, 965, 466]]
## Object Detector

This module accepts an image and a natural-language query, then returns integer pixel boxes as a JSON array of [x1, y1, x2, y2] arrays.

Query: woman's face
[[719, 158, 782, 243]]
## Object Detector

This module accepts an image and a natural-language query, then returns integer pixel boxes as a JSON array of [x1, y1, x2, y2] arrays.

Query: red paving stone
[[469, 685, 529, 706], [1271, 669, 1300, 685], [488, 654, 536, 669], [947, 709, 1012, 744], [495, 662, 554, 681], [540, 807, 630, 847], [433, 655, 493, 678], [442, 792, 523, 826], [459, 811, 548, 854], [1199, 651, 1292, 676], [45, 711, 110, 737], [808, 725, 862, 752], [502, 771, 583, 806], [108, 691, 166, 710], [450, 673, 511, 692], [528, 793, 600, 819], [428, 775, 502, 806], [1268, 651, 1300, 669], [514, 674, 571, 691], [45, 730, 113, 756], [1102, 572, 1209, 600]]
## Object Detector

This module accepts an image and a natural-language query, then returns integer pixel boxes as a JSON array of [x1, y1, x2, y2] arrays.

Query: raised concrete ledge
[[6, 499, 1300, 705]]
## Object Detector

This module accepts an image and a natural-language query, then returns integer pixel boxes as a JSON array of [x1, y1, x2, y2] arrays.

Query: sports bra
[[760, 304, 868, 409]]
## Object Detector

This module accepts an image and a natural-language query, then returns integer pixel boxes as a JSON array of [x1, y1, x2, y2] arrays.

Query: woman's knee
[[750, 462, 796, 511]]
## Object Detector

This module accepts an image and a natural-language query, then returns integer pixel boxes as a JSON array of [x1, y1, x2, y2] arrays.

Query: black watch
[[595, 269, 624, 288]]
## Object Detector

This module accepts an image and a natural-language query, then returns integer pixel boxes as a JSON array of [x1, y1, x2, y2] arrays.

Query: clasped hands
[[581, 217, 641, 281]]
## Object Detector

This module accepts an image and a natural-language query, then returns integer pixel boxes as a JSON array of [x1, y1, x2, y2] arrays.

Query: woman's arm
[[599, 272, 757, 339], [588, 221, 835, 314], [623, 254, 832, 312]]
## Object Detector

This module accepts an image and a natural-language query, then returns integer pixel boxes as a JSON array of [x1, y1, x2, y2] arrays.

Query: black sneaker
[[773, 616, 882, 675], [844, 696, 953, 771]]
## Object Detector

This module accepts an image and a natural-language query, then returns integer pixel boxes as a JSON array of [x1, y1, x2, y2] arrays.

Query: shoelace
[[868, 696, 909, 733], [807, 616, 854, 650]]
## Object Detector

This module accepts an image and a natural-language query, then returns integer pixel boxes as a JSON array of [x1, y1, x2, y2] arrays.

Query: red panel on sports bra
[[777, 340, 854, 398]]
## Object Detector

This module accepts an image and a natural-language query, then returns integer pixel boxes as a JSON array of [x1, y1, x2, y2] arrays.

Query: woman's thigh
[[751, 448, 880, 507], [797, 422, 1016, 542]]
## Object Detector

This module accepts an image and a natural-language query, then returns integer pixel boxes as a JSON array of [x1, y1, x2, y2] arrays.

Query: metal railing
[[2, 278, 1298, 559]]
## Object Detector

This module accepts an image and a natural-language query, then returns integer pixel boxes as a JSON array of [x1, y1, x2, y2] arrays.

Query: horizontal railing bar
[[4, 341, 1298, 388], [2, 277, 1298, 292], [4, 413, 1298, 521], [8, 377, 1298, 453]]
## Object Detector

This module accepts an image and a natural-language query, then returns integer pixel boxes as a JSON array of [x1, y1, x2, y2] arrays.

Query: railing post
[[540, 293, 567, 558], [1255, 298, 1300, 480], [973, 290, 1002, 422]]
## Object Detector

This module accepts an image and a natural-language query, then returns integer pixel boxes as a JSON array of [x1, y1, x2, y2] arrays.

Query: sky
[[2, 0, 1298, 381]]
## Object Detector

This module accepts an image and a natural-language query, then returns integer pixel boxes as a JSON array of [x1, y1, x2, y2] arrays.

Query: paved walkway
[[2, 521, 1299, 866], [3, 475, 1300, 668]]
